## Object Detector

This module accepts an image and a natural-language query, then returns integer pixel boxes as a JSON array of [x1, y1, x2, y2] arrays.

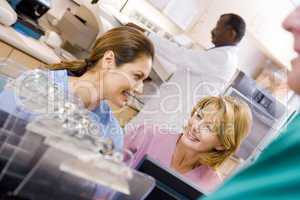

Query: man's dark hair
[[222, 13, 246, 43]]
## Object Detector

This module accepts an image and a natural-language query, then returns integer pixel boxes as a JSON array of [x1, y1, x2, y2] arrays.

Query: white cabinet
[[146, 0, 211, 31], [163, 0, 211, 30]]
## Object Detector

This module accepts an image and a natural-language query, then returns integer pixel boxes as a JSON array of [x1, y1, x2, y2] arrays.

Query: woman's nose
[[192, 124, 199, 134], [192, 119, 202, 133], [134, 81, 144, 94], [282, 8, 300, 33]]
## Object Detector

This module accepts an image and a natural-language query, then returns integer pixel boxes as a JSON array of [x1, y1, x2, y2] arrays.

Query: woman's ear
[[230, 29, 237, 43], [102, 50, 116, 70]]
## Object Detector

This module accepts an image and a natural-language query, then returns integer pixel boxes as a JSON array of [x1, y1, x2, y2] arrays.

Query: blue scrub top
[[0, 70, 124, 150]]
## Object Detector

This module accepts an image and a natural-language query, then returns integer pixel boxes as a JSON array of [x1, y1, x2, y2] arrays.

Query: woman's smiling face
[[283, 6, 300, 95], [102, 55, 152, 107], [181, 104, 225, 153]]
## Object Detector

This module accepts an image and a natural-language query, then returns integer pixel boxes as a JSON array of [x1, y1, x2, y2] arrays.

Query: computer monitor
[[136, 156, 205, 200]]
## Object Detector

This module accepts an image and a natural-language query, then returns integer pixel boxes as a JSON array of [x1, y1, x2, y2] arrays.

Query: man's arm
[[149, 32, 232, 75], [148, 32, 202, 70], [126, 23, 234, 76]]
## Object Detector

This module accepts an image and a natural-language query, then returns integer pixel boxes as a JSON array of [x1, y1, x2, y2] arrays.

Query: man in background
[[145, 13, 246, 80]]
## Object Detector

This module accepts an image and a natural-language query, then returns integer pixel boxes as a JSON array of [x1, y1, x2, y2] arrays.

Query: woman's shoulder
[[192, 165, 221, 178], [93, 101, 124, 148], [187, 165, 223, 194], [92, 101, 114, 124]]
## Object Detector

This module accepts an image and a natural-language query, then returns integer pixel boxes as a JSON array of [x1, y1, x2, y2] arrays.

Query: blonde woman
[[124, 96, 252, 193]]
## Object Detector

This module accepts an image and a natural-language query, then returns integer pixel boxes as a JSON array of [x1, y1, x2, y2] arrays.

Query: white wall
[[237, 31, 266, 78], [123, 0, 182, 34], [248, 0, 295, 70]]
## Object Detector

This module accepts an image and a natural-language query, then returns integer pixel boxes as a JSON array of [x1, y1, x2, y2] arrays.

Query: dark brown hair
[[48, 26, 154, 76], [221, 13, 246, 43]]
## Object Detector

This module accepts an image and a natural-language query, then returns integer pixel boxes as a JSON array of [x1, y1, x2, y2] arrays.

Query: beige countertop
[[0, 24, 61, 64]]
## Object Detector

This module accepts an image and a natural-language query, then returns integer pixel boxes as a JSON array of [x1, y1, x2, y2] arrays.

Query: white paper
[[163, 0, 205, 30]]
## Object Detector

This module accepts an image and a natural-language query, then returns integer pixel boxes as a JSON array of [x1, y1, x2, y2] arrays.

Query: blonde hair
[[47, 26, 154, 76], [189, 96, 252, 169]]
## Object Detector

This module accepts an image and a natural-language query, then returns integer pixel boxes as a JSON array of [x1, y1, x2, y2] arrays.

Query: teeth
[[122, 91, 129, 97], [123, 91, 132, 97], [190, 137, 198, 142], [187, 131, 199, 142]]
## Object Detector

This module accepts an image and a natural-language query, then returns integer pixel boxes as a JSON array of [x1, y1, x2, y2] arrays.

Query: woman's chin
[[111, 97, 128, 108], [181, 134, 201, 150]]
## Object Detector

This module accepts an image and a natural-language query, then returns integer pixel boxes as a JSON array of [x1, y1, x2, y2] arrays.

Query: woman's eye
[[134, 74, 142, 80], [197, 113, 203, 119], [203, 125, 209, 130], [206, 125, 213, 132], [199, 125, 209, 133]]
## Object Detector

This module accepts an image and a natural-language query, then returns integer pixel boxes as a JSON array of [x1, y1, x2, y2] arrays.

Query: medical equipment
[[224, 71, 290, 163]]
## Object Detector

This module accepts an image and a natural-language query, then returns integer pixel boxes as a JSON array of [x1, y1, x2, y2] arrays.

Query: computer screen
[[136, 156, 204, 200]]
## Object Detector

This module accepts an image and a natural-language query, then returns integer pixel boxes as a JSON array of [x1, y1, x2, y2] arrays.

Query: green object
[[201, 113, 300, 200]]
